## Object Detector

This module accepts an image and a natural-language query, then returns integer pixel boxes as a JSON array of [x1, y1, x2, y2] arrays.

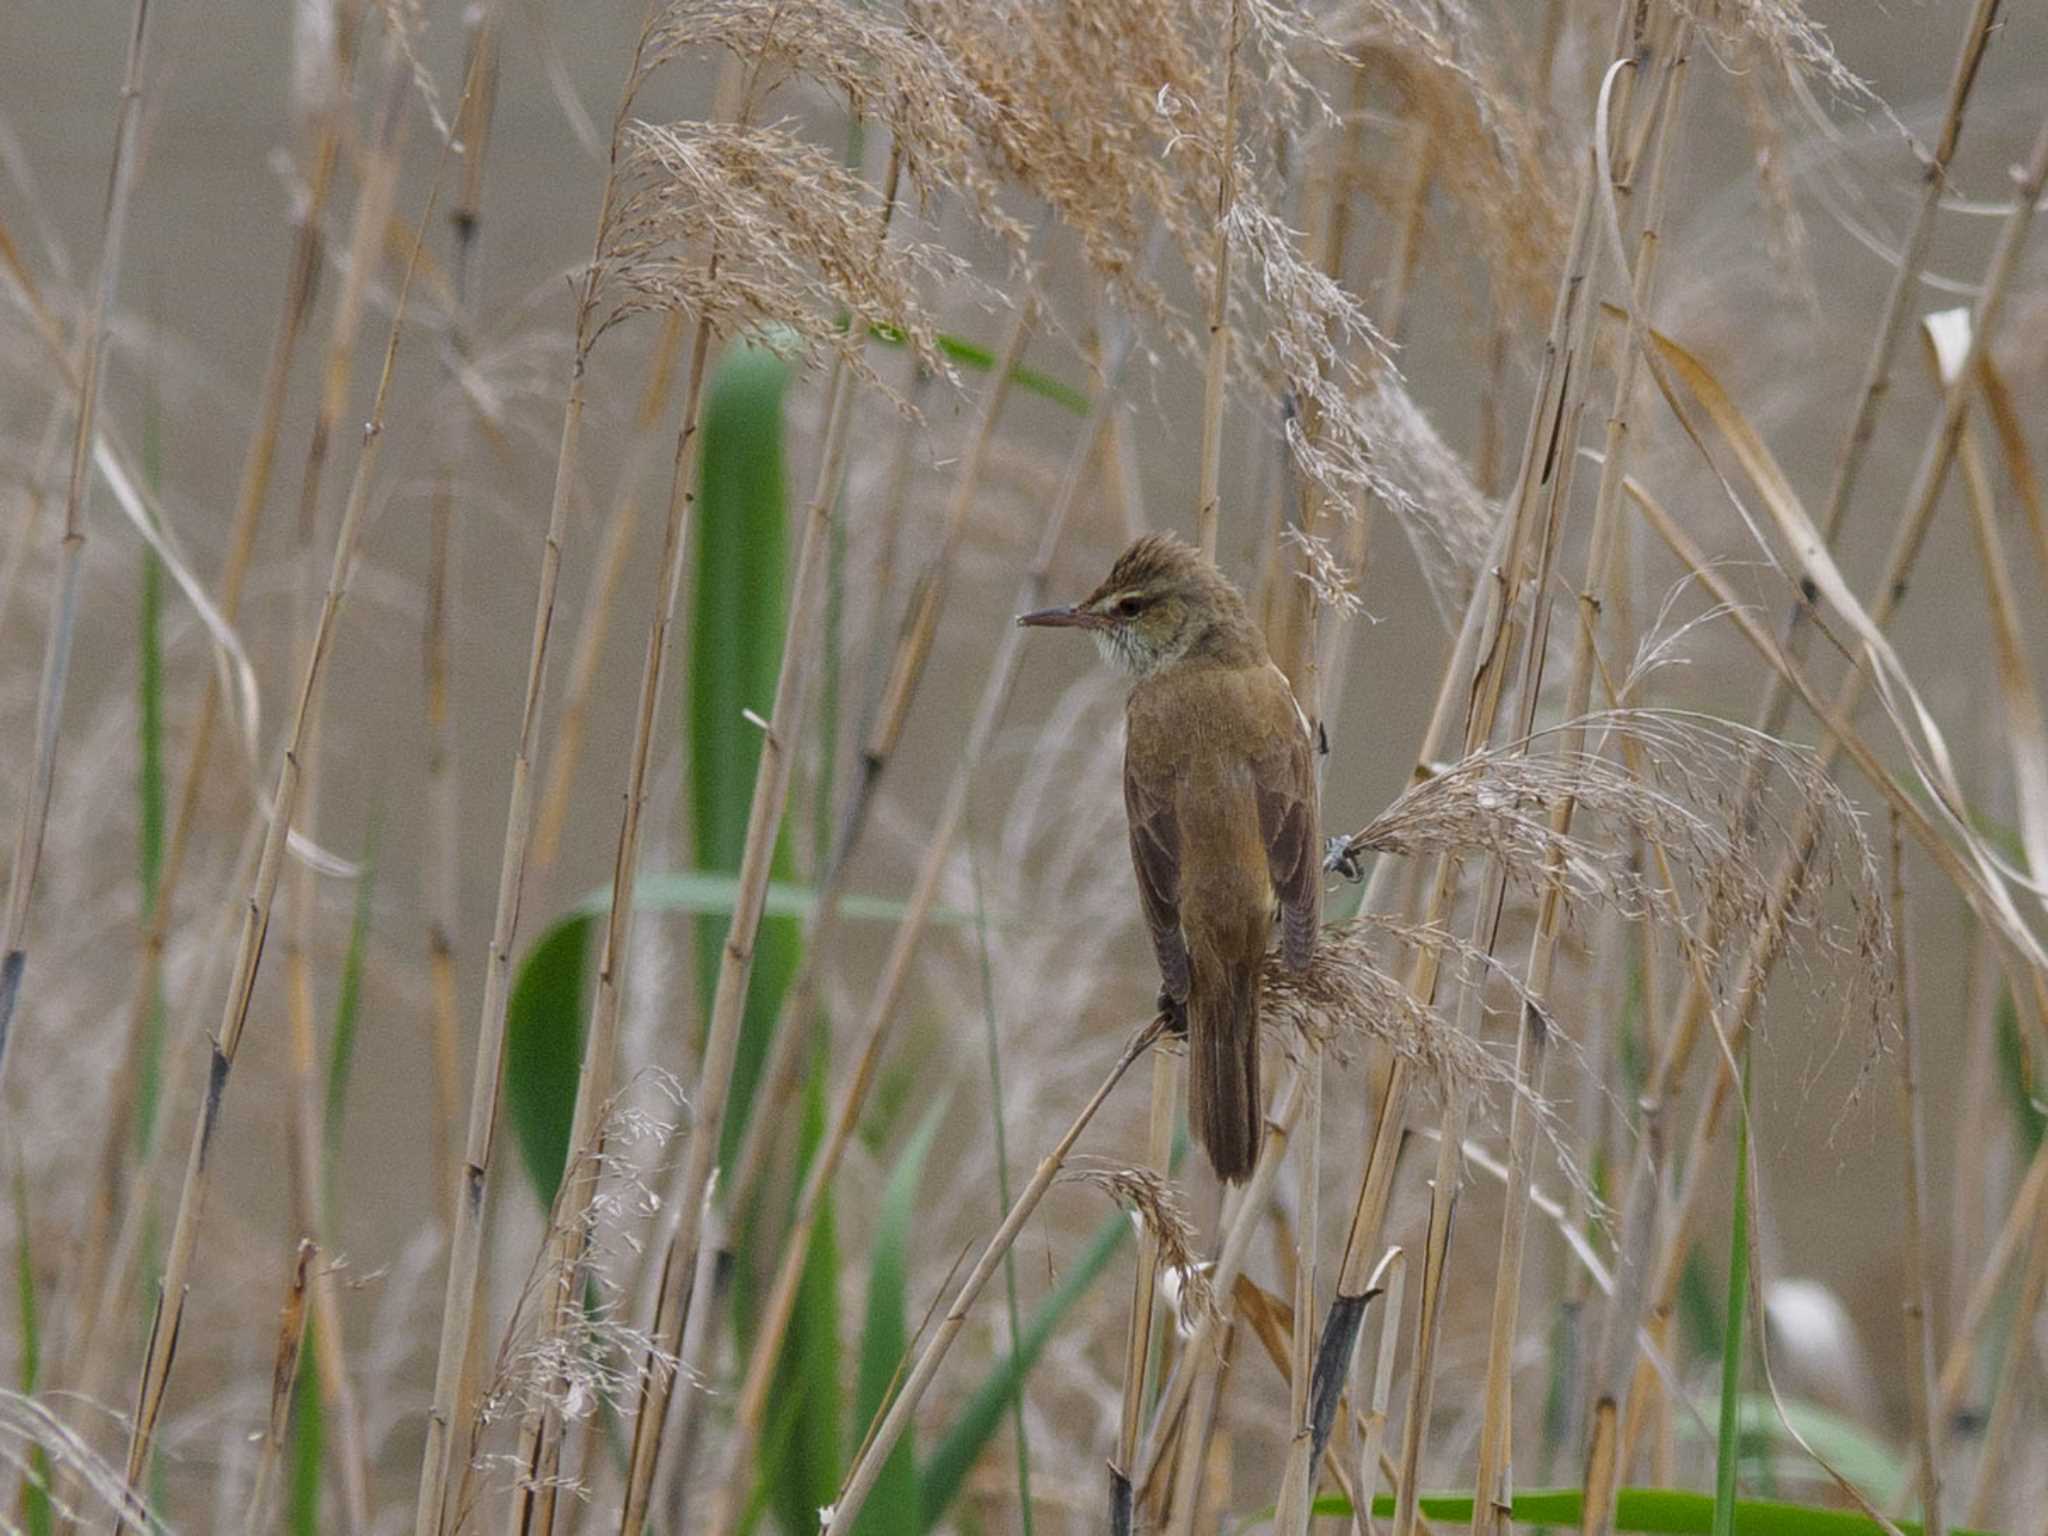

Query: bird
[[1017, 532, 1321, 1182]]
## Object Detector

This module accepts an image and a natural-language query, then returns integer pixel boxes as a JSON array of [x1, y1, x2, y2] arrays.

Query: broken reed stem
[[1748, 0, 2002, 744], [1888, 815, 1944, 1536], [240, 1240, 315, 1536], [1474, 18, 1688, 1531], [1193, 0, 1244, 559], [408, 10, 662, 1529], [0, 0, 151, 1085], [823, 1018, 1167, 1536], [700, 278, 1121, 1536], [1353, 1249, 1406, 1536], [530, 309, 689, 874], [115, 173, 436, 1535]]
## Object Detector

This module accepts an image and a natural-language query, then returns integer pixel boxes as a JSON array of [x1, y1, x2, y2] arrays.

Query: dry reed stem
[[822, 1016, 1168, 1536], [1193, 0, 1244, 559], [424, 6, 507, 1239], [0, 0, 151, 1084], [1887, 816, 1944, 1536], [113, 163, 438, 1535], [697, 275, 1130, 1536], [239, 1240, 315, 1536], [1473, 18, 1688, 1528], [279, 51, 415, 1532], [529, 309, 688, 875], [407, 13, 665, 1530]]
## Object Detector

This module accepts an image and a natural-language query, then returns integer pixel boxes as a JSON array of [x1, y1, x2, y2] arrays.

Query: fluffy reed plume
[[1329, 3, 1570, 319], [647, 0, 1011, 223], [1062, 1158, 1217, 1321], [1335, 708, 1889, 1015], [596, 122, 967, 373]]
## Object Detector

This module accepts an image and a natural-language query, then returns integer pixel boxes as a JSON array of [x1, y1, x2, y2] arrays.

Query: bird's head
[[1017, 532, 1250, 677]]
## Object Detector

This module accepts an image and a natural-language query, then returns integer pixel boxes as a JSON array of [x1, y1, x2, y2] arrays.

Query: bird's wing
[[1253, 667, 1322, 971], [1124, 747, 1189, 1002]]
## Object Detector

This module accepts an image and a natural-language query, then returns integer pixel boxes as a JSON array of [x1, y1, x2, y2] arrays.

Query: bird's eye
[[1115, 595, 1145, 618]]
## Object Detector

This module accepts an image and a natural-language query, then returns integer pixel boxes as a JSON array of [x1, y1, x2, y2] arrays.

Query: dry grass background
[[3, 0, 2048, 1533]]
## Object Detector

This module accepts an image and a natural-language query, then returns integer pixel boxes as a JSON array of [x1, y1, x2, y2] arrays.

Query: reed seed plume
[[598, 121, 968, 376], [648, 0, 1014, 229], [1061, 1158, 1216, 1322]]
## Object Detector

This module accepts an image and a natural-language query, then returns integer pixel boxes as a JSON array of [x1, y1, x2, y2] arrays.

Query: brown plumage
[[1018, 533, 1321, 1181]]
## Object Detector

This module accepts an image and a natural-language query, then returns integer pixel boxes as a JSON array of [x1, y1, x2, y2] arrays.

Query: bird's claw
[[1157, 990, 1188, 1037], [1323, 834, 1365, 882]]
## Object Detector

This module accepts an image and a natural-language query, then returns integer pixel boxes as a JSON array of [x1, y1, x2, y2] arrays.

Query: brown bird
[[1018, 532, 1321, 1181]]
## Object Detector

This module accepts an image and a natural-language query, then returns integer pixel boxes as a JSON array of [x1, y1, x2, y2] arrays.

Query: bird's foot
[[1157, 990, 1188, 1037], [1323, 833, 1365, 882]]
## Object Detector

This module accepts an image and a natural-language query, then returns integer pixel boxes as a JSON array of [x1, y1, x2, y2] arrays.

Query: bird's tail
[[1187, 955, 1262, 1183]]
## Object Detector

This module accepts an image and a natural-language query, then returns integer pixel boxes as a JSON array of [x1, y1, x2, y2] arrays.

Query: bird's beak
[[1015, 604, 1107, 631]]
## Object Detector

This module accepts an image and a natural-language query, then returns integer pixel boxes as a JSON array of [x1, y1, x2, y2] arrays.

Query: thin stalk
[[407, 12, 665, 1529], [1711, 1064, 1752, 1536], [278, 50, 414, 1533], [0, 0, 152, 1085], [422, 1, 506, 1237], [969, 842, 1035, 1534], [114, 174, 436, 1535], [530, 309, 689, 874], [1193, 0, 1244, 557], [1888, 816, 1943, 1536], [824, 1018, 1169, 1536]]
